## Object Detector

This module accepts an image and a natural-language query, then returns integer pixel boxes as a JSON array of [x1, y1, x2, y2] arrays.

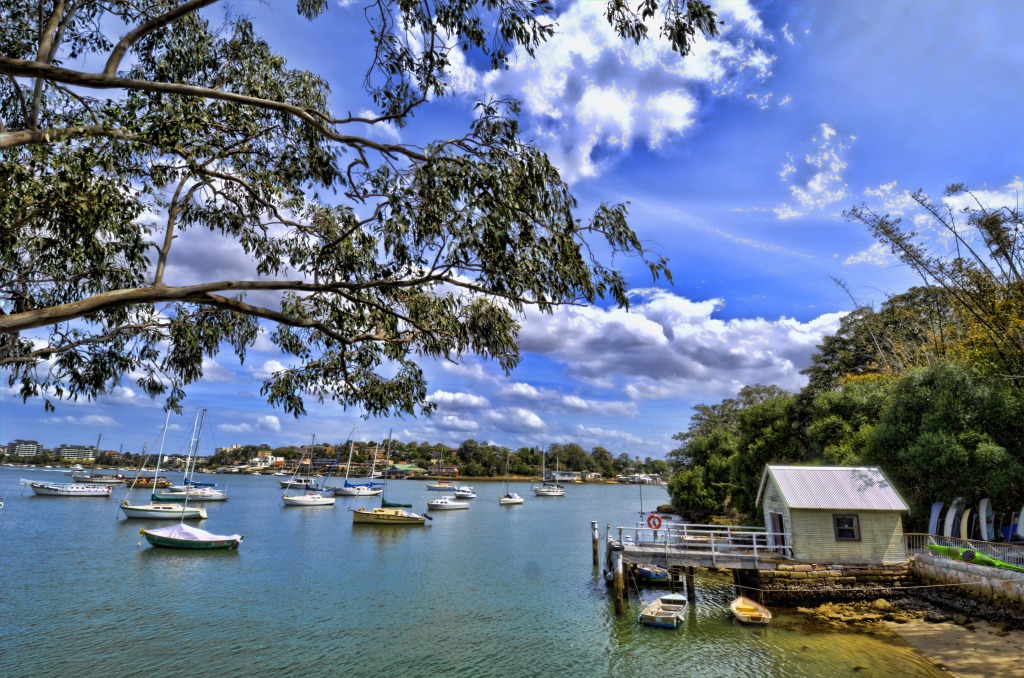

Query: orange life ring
[[647, 514, 662, 530]]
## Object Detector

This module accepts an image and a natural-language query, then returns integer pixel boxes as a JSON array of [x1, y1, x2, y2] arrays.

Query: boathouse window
[[833, 514, 861, 541]]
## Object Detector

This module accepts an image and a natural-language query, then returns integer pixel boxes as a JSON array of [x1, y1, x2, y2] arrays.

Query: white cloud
[[485, 407, 546, 433], [501, 382, 544, 400], [942, 177, 1022, 213], [435, 414, 480, 432], [772, 123, 854, 218], [252, 359, 288, 380], [843, 241, 896, 266], [257, 415, 281, 433], [428, 390, 491, 410], [518, 289, 844, 400], [461, 2, 775, 181]]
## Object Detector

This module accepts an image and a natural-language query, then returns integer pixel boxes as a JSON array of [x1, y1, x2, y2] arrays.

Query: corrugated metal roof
[[758, 465, 908, 511]]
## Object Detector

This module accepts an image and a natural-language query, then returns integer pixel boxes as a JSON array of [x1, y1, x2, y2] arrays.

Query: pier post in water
[[685, 566, 696, 604], [611, 543, 626, 615], [591, 521, 599, 566]]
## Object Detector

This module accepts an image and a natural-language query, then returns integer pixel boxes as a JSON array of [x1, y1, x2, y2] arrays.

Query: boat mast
[[180, 409, 205, 522]]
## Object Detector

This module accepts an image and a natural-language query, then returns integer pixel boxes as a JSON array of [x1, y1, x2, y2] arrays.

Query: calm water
[[0, 466, 943, 677]]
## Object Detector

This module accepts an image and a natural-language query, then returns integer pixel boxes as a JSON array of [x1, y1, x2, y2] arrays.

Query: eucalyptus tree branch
[[0, 124, 137, 149], [0, 58, 430, 160], [103, 0, 220, 77]]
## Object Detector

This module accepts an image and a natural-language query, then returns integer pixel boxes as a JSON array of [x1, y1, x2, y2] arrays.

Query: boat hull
[[152, 489, 228, 502], [120, 501, 208, 520], [351, 507, 426, 525], [426, 503, 469, 510], [283, 493, 336, 507], [140, 526, 242, 550], [27, 482, 112, 497], [638, 594, 688, 628], [332, 485, 383, 497], [730, 596, 772, 624]]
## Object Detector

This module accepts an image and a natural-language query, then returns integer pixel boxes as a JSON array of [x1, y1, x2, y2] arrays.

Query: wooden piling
[[611, 543, 626, 615], [591, 520, 599, 566], [685, 566, 696, 604]]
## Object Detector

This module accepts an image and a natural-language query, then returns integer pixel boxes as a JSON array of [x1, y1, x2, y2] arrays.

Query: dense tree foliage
[[0, 0, 717, 416]]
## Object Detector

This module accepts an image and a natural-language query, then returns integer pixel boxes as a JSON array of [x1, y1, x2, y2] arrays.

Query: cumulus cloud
[[428, 390, 491, 410], [257, 415, 281, 433], [452, 2, 775, 181], [485, 407, 546, 433], [519, 289, 844, 401]]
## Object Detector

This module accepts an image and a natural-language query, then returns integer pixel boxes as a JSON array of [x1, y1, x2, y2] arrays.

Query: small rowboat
[[638, 593, 687, 628], [730, 596, 771, 625]]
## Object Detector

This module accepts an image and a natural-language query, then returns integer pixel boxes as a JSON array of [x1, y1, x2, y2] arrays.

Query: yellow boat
[[350, 506, 427, 525], [730, 596, 771, 625]]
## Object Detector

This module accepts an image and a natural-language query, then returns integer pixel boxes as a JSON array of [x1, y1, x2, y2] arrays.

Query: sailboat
[[499, 450, 524, 505], [152, 423, 228, 502], [283, 436, 336, 507], [140, 409, 243, 550], [121, 412, 208, 520], [532, 450, 565, 497], [351, 430, 429, 525], [332, 435, 383, 497]]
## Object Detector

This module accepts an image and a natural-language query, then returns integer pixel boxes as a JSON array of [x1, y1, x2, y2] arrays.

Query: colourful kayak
[[926, 543, 1024, 573]]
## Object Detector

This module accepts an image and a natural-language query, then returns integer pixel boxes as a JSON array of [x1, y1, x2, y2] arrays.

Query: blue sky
[[2, 0, 1022, 458]]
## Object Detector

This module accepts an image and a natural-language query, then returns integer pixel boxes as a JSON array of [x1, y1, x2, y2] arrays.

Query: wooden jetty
[[594, 520, 792, 615]]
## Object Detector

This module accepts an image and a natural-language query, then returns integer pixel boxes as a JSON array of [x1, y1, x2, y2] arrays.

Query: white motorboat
[[22, 479, 112, 497], [282, 492, 336, 507], [454, 486, 476, 498], [426, 495, 469, 511]]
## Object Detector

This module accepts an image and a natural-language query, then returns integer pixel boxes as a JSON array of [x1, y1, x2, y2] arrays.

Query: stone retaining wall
[[909, 551, 1024, 614], [735, 563, 909, 605]]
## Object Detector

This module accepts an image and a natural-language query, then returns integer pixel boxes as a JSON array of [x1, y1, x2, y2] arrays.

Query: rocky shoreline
[[789, 597, 1024, 678]]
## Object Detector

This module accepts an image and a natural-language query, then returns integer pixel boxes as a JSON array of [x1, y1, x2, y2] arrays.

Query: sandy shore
[[883, 619, 1024, 677]]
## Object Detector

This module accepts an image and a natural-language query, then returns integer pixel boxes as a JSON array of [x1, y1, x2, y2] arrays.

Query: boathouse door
[[769, 511, 787, 555]]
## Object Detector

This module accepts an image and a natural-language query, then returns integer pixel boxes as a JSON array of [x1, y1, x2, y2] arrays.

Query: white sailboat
[[283, 436, 336, 507], [121, 411, 208, 520], [153, 426, 228, 502], [532, 450, 565, 497], [332, 435, 383, 497], [499, 450, 524, 505]]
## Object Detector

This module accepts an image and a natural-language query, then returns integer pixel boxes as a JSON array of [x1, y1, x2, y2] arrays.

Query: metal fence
[[905, 532, 1024, 567], [616, 521, 793, 562]]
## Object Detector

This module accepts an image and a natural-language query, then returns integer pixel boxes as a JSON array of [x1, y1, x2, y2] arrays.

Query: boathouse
[[756, 465, 909, 564]]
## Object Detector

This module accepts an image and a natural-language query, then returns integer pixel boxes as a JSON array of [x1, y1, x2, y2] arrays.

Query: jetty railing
[[905, 532, 1024, 567], [616, 522, 793, 562]]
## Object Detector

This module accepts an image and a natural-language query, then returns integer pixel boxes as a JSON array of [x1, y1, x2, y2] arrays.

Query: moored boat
[[22, 479, 112, 497], [121, 500, 208, 520], [140, 523, 243, 550], [635, 563, 670, 582], [426, 495, 469, 511], [454, 486, 476, 499], [351, 505, 428, 524], [638, 593, 687, 628], [730, 596, 772, 625], [426, 479, 457, 491], [71, 472, 128, 485], [152, 486, 228, 502], [499, 451, 524, 505]]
